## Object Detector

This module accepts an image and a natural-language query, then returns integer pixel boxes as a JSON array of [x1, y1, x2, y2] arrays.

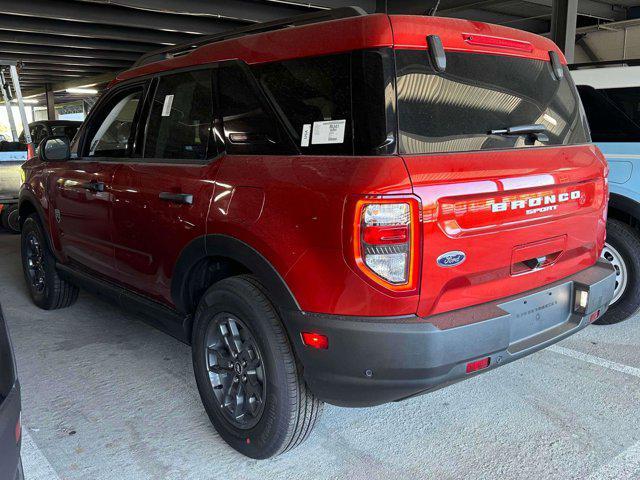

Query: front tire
[[21, 214, 79, 310], [596, 219, 640, 324], [191, 275, 323, 459]]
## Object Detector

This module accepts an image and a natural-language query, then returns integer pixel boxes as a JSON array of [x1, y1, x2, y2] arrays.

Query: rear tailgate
[[405, 145, 608, 319]]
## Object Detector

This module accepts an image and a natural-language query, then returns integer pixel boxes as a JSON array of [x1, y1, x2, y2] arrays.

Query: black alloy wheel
[[204, 313, 266, 429]]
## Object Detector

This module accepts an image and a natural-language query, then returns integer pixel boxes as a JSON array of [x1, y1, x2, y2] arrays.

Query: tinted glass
[[396, 51, 590, 154], [218, 64, 289, 155], [88, 90, 142, 157], [51, 125, 80, 140], [577, 85, 640, 142], [145, 70, 214, 160], [253, 54, 353, 155]]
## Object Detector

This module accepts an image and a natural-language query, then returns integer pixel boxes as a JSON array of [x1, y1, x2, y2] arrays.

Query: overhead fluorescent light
[[66, 88, 98, 95], [11, 98, 38, 104]]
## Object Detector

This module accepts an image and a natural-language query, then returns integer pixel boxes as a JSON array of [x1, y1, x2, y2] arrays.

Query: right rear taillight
[[352, 198, 420, 292]]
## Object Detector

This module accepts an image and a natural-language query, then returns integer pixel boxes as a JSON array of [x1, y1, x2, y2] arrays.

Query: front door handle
[[159, 192, 194, 205], [81, 181, 105, 192]]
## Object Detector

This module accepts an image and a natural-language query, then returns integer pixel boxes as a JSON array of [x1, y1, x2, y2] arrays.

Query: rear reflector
[[15, 414, 21, 445], [589, 309, 601, 323], [466, 357, 491, 374], [301, 332, 328, 350], [462, 33, 534, 52]]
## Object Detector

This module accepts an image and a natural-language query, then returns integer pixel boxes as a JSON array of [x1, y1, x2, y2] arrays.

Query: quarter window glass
[[145, 70, 214, 160], [577, 86, 640, 142], [396, 51, 590, 154], [253, 54, 353, 155], [217, 64, 287, 155], [88, 90, 141, 157]]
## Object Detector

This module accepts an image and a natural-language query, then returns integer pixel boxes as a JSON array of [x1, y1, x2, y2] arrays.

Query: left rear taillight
[[352, 198, 420, 292], [27, 142, 35, 160]]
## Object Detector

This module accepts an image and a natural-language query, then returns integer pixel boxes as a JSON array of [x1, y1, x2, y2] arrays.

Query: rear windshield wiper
[[489, 124, 549, 145]]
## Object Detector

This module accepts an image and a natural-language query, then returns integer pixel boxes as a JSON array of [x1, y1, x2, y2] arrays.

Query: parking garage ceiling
[[0, 0, 638, 99]]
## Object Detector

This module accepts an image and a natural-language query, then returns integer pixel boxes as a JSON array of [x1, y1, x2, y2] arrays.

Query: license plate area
[[501, 283, 572, 345]]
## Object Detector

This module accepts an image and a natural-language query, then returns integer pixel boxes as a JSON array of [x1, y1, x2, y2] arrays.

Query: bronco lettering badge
[[437, 251, 466, 268], [492, 190, 582, 215]]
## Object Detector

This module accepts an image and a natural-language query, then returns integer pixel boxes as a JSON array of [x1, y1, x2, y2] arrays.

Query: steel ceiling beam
[[0, 31, 153, 53], [16, 64, 115, 74], [0, 15, 194, 45], [0, 53, 130, 68], [0, 0, 250, 35], [23, 72, 117, 98], [74, 0, 314, 22], [0, 43, 141, 61]]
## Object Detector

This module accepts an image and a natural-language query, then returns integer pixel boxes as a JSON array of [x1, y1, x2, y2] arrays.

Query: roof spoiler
[[133, 6, 367, 69]]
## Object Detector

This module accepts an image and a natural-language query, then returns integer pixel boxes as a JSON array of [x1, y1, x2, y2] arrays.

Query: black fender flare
[[609, 192, 640, 222], [18, 189, 56, 253], [171, 234, 300, 315]]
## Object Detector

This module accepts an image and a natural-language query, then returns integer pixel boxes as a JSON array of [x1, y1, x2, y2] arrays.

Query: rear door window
[[217, 63, 290, 155], [396, 51, 590, 154], [144, 70, 215, 161]]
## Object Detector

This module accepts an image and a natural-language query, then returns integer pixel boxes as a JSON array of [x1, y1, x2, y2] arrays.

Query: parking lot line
[[548, 345, 640, 378], [21, 430, 61, 480], [585, 440, 640, 480]]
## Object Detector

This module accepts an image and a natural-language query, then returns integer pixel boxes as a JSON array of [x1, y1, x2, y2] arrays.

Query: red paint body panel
[[210, 155, 418, 316]]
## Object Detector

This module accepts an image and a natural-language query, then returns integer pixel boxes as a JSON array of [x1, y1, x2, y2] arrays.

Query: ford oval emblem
[[437, 251, 466, 268]]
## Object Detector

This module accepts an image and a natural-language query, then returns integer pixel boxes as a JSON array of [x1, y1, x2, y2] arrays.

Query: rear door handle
[[159, 192, 193, 205], [81, 181, 105, 192]]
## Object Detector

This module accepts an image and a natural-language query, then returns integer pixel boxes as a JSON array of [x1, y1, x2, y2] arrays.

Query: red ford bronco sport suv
[[19, 8, 616, 459]]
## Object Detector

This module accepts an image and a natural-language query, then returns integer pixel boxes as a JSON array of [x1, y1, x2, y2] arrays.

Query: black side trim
[[609, 192, 640, 221], [57, 263, 191, 344], [171, 234, 300, 315]]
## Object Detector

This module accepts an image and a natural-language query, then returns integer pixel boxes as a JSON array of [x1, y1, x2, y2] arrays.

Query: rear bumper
[[287, 261, 616, 407]]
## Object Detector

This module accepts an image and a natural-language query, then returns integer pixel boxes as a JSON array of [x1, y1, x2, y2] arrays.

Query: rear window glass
[[51, 125, 79, 140], [253, 53, 353, 155], [577, 85, 640, 142], [396, 50, 590, 154], [252, 50, 394, 156]]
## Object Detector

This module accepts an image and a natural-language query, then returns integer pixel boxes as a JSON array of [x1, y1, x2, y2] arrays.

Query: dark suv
[[20, 9, 615, 458]]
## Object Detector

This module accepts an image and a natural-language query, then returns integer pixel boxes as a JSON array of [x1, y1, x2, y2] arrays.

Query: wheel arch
[[18, 190, 57, 253], [608, 193, 640, 230], [172, 234, 301, 316]]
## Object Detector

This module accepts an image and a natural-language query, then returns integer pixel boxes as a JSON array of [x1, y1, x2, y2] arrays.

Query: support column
[[9, 65, 31, 144], [45, 83, 56, 121], [551, 0, 578, 63], [0, 70, 18, 141]]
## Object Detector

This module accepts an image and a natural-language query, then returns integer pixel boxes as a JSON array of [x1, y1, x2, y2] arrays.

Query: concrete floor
[[1, 232, 639, 480]]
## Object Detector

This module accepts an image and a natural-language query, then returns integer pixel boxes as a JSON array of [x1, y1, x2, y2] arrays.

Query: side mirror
[[39, 136, 70, 162]]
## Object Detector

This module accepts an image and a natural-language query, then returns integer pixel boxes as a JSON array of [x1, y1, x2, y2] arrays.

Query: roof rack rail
[[133, 6, 368, 69], [570, 59, 640, 70]]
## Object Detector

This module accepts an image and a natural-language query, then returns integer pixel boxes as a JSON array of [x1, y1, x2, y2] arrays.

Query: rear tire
[[191, 275, 323, 459], [596, 219, 640, 324], [1, 204, 19, 234], [21, 214, 78, 310]]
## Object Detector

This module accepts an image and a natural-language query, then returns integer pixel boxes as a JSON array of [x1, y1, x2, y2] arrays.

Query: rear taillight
[[353, 198, 420, 292], [27, 143, 35, 160]]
